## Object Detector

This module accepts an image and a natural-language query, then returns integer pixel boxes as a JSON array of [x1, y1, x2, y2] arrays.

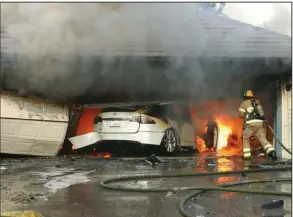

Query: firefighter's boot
[[268, 151, 278, 161]]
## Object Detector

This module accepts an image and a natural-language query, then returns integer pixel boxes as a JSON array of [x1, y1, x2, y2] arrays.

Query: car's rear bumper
[[69, 131, 164, 149], [98, 131, 164, 145]]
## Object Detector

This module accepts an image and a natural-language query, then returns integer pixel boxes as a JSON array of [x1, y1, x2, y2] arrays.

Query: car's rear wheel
[[161, 129, 179, 154], [212, 126, 219, 150], [205, 122, 219, 150]]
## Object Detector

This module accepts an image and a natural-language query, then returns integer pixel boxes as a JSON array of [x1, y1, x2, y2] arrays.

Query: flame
[[195, 114, 243, 156], [86, 152, 112, 158], [195, 136, 210, 152], [103, 153, 111, 159], [215, 115, 243, 156], [215, 116, 243, 156], [215, 118, 232, 150], [190, 100, 247, 156]]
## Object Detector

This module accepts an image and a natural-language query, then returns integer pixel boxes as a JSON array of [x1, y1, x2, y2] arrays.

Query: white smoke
[[1, 3, 238, 57], [264, 3, 291, 36], [223, 3, 291, 36]]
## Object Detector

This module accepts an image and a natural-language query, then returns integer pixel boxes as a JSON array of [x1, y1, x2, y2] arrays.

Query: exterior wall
[[275, 83, 292, 159], [280, 85, 292, 159], [274, 87, 282, 156], [0, 92, 69, 156]]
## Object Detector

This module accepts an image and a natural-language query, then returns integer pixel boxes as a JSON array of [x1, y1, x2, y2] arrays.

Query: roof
[[1, 4, 291, 59], [191, 8, 291, 58]]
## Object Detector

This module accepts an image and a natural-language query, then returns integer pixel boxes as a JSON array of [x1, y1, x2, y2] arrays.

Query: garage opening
[[64, 95, 278, 158]]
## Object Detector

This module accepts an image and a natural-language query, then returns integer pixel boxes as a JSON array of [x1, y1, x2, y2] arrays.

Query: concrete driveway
[[1, 153, 291, 217]]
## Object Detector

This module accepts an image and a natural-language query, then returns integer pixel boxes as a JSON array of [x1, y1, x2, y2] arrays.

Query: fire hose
[[100, 161, 291, 217], [265, 120, 292, 155], [100, 122, 291, 217]]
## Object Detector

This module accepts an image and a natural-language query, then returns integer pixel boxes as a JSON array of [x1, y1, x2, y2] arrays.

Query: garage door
[[0, 92, 69, 156], [281, 85, 292, 159]]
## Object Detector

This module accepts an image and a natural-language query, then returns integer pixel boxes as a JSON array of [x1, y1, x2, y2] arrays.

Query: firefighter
[[238, 90, 277, 160]]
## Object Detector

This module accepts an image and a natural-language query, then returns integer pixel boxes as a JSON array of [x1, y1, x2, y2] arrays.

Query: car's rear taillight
[[140, 116, 156, 124], [131, 116, 141, 123], [131, 116, 155, 124], [94, 116, 102, 124]]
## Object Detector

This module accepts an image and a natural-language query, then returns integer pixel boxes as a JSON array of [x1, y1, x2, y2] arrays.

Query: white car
[[92, 104, 196, 153]]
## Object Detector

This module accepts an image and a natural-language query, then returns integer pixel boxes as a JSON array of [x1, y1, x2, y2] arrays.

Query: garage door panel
[[1, 121, 19, 136], [30, 141, 61, 155], [1, 92, 69, 156], [25, 101, 44, 118], [19, 124, 41, 138], [1, 95, 25, 118], [2, 119, 68, 141], [44, 104, 68, 121], [41, 124, 66, 140], [1, 92, 69, 121], [2, 137, 34, 152], [1, 119, 68, 156], [1, 137, 62, 156], [1, 140, 13, 150]]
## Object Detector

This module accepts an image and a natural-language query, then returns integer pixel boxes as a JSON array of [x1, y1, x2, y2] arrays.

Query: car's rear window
[[102, 107, 142, 112]]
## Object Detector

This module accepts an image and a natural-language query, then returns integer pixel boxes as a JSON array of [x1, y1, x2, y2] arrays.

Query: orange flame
[[195, 115, 243, 156], [215, 115, 243, 156], [86, 152, 112, 159], [215, 118, 232, 151], [195, 136, 210, 152], [103, 153, 112, 159]]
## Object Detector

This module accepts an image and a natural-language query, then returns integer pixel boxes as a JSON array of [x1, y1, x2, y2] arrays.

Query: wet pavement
[[1, 153, 291, 217]]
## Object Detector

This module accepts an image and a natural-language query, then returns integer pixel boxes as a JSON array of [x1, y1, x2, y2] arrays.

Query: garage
[[65, 82, 290, 158]]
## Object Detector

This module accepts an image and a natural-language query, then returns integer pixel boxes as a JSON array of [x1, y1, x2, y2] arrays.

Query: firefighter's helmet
[[244, 89, 255, 98]]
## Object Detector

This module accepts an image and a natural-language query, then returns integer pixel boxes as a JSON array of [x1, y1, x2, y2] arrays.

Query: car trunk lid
[[94, 107, 141, 133]]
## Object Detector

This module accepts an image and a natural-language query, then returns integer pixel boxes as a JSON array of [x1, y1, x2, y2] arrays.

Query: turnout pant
[[242, 122, 275, 159]]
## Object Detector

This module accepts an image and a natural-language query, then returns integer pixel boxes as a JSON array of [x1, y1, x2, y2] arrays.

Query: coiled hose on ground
[[100, 124, 292, 217]]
